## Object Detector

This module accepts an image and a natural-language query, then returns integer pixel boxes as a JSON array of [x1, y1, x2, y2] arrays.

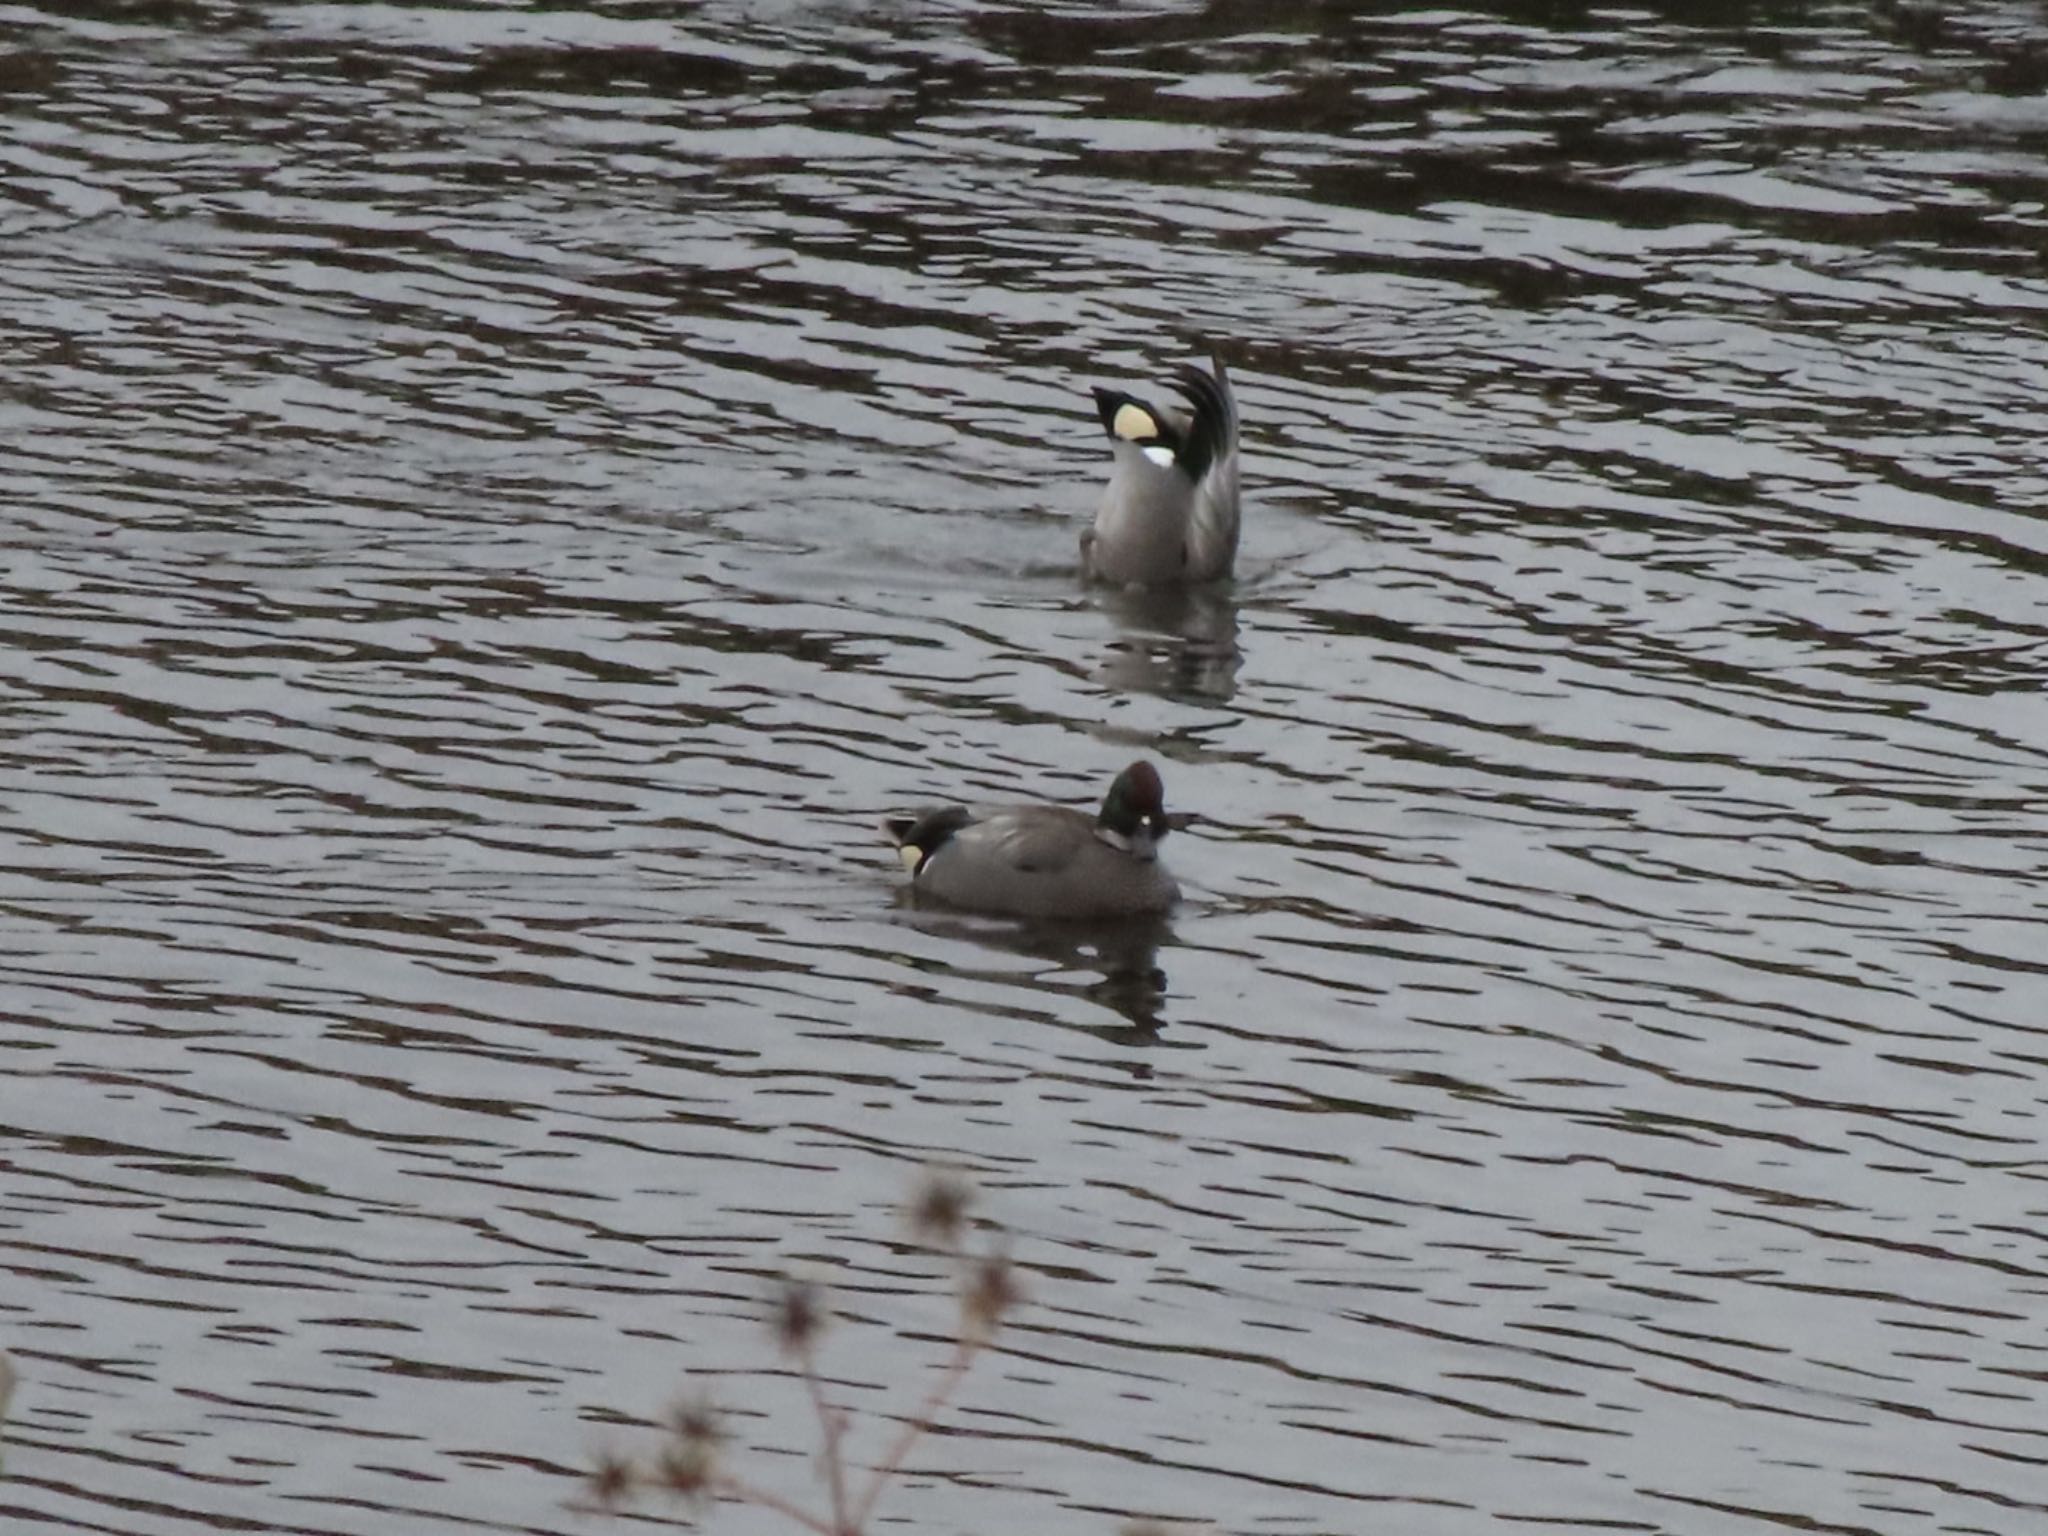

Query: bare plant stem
[[716, 1472, 839, 1536], [799, 1348, 851, 1535], [847, 1335, 982, 1530], [0, 1351, 13, 1477]]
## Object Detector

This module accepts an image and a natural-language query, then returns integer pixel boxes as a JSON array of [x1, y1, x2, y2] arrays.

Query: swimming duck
[[1081, 357, 1240, 585], [883, 761, 1182, 919]]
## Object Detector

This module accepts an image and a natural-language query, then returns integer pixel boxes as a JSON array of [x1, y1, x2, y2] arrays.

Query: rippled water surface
[[6, 3, 2048, 1532]]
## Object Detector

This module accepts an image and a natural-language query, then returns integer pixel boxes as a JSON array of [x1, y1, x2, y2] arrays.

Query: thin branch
[[799, 1348, 850, 1536], [715, 1472, 838, 1536], [0, 1351, 13, 1477], [847, 1336, 981, 1530]]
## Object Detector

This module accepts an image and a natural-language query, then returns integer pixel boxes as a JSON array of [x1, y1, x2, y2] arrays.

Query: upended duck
[[883, 761, 1181, 919], [1081, 357, 1241, 586]]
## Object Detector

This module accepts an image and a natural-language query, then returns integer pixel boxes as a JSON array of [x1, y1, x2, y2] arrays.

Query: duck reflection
[[1090, 581, 1241, 703], [899, 908, 1178, 1039]]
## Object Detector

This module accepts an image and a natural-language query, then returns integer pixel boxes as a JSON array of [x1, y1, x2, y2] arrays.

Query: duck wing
[[963, 806, 1096, 875]]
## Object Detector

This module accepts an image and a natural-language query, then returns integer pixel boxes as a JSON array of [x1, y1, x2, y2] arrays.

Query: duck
[[1081, 356, 1241, 586], [883, 761, 1182, 919]]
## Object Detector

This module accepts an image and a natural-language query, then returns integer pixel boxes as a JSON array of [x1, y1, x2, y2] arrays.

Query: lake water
[[5, 3, 2048, 1533]]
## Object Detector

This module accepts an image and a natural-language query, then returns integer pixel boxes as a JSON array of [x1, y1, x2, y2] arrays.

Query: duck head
[[1095, 760, 1175, 856]]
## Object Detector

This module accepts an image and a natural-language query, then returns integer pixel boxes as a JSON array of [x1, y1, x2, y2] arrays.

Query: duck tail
[[882, 806, 971, 876]]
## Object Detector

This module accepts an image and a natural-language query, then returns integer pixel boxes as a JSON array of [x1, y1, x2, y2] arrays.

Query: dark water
[[5, 3, 2048, 1532]]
